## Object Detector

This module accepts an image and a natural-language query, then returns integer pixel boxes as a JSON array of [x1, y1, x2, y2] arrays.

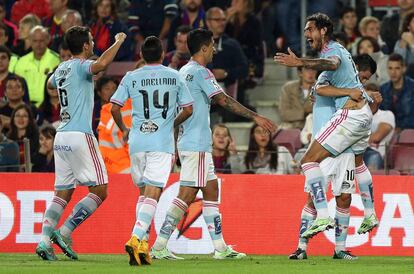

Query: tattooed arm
[[212, 92, 277, 132], [274, 47, 340, 71]]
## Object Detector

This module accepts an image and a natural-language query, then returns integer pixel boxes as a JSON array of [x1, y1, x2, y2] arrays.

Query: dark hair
[[7, 104, 38, 141], [187, 28, 213, 56], [364, 82, 379, 91], [64, 26, 90, 55], [176, 25, 192, 36], [39, 125, 56, 139], [353, 54, 377, 75], [95, 75, 118, 93], [340, 6, 356, 18], [245, 124, 278, 171], [6, 75, 25, 89], [39, 73, 59, 123], [333, 31, 349, 46], [401, 11, 414, 35], [92, 0, 118, 20], [357, 36, 380, 54], [306, 13, 334, 39], [141, 36, 163, 63], [0, 45, 11, 59], [388, 53, 405, 66]]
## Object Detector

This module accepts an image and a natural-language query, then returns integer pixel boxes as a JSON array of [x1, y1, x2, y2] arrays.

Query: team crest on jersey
[[140, 120, 159, 134], [186, 74, 193, 81], [61, 111, 71, 122]]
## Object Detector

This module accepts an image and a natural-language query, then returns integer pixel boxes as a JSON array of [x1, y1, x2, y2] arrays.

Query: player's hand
[[253, 115, 277, 134], [309, 94, 316, 103], [274, 47, 303, 67], [122, 128, 130, 143], [401, 32, 414, 45], [349, 88, 363, 102], [115, 33, 127, 43], [368, 91, 383, 105]]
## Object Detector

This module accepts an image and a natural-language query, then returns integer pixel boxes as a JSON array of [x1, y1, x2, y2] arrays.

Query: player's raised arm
[[90, 33, 127, 74], [274, 48, 340, 71], [212, 92, 277, 133]]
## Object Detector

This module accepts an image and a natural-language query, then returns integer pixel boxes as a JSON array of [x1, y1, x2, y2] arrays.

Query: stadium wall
[[0, 173, 413, 256]]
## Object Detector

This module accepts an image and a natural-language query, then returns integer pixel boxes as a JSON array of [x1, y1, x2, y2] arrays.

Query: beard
[[186, 3, 199, 12]]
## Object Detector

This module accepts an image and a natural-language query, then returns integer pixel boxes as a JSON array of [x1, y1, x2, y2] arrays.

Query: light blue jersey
[[320, 41, 365, 109], [110, 64, 193, 154], [50, 58, 95, 134], [177, 60, 223, 152]]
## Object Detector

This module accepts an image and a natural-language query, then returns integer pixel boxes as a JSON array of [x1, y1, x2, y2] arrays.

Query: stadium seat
[[398, 129, 414, 145], [391, 146, 414, 175], [0, 141, 19, 172], [106, 62, 137, 80], [272, 129, 302, 156]]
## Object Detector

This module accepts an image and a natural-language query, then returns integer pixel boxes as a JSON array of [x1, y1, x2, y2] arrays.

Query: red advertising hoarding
[[0, 173, 413, 256]]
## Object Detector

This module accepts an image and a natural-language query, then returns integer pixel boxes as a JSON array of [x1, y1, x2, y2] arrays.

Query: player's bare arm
[[174, 105, 193, 127], [111, 103, 129, 142], [274, 47, 339, 71], [46, 77, 55, 90], [316, 84, 363, 101], [90, 33, 127, 74], [212, 92, 277, 133]]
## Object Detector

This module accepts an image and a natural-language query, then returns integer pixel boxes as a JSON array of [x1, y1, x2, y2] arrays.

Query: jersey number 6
[[58, 78, 68, 107]]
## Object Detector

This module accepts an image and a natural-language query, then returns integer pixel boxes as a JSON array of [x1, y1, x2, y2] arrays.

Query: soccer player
[[110, 36, 194, 266], [36, 26, 126, 261], [150, 28, 276, 260], [289, 54, 380, 260], [275, 13, 375, 241]]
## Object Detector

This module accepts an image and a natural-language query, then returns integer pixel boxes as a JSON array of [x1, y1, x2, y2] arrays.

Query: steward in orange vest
[[98, 99, 132, 173]]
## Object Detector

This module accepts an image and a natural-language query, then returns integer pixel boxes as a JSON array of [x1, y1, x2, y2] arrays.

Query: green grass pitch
[[0, 254, 413, 274]]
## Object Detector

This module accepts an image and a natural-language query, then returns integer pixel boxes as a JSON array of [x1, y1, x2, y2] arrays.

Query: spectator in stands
[[163, 25, 192, 70], [7, 103, 39, 166], [333, 31, 349, 48], [226, 0, 264, 83], [97, 75, 131, 173], [364, 83, 395, 171], [0, 76, 36, 131], [58, 42, 71, 61], [89, 0, 133, 61], [128, 0, 178, 57], [0, 116, 19, 172], [352, 16, 388, 55], [212, 123, 240, 174], [380, 53, 414, 131], [0, 46, 29, 103], [339, 6, 360, 50], [31, 125, 56, 172], [206, 7, 248, 99], [0, 0, 18, 48], [14, 26, 60, 107], [357, 36, 389, 85], [381, 0, 414, 53], [230, 124, 293, 174], [0, 22, 19, 72], [11, 0, 51, 25], [42, 0, 69, 52], [94, 76, 118, 134], [12, 14, 41, 57], [394, 11, 414, 75], [168, 0, 206, 51], [279, 66, 315, 129], [37, 78, 60, 127], [68, 0, 93, 24]]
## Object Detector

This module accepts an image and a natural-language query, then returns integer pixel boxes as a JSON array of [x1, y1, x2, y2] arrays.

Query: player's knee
[[336, 194, 351, 208]]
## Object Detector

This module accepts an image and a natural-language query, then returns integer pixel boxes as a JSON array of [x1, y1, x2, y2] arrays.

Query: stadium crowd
[[0, 0, 413, 175]]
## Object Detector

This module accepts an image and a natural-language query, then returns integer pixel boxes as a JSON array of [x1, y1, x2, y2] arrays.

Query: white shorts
[[130, 152, 173, 188], [179, 151, 217, 188], [54, 132, 108, 190], [315, 104, 372, 156], [304, 152, 356, 196]]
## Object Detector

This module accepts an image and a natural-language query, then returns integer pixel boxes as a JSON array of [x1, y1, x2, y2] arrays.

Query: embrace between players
[[36, 12, 379, 264]]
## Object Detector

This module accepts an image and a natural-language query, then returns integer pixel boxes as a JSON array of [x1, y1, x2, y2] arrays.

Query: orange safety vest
[[98, 99, 132, 173]]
